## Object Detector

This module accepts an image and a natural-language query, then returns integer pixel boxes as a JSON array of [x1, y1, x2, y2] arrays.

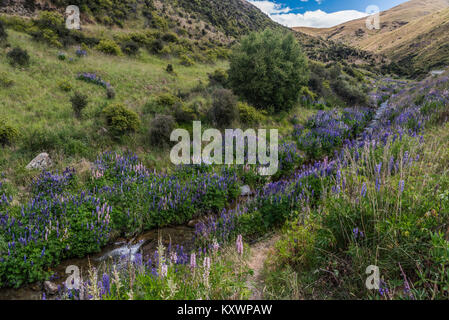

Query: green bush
[[103, 104, 141, 136], [166, 64, 174, 73], [0, 120, 19, 147], [96, 39, 122, 56], [0, 72, 14, 88], [70, 91, 88, 118], [156, 92, 179, 107], [331, 77, 368, 106], [121, 40, 140, 55], [173, 103, 196, 124], [228, 29, 309, 113], [149, 39, 164, 54], [0, 20, 7, 43], [149, 114, 176, 147], [208, 88, 239, 127], [237, 102, 265, 125], [208, 68, 228, 87], [106, 86, 116, 99], [7, 47, 30, 67], [180, 54, 195, 66], [58, 80, 72, 92]]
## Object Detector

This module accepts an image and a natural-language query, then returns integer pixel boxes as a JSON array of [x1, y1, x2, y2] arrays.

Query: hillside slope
[[294, 0, 449, 76]]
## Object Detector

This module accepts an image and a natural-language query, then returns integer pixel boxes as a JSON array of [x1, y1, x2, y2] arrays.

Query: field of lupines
[[2, 65, 449, 299]]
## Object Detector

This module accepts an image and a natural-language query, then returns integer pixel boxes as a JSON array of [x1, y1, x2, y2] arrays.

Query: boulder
[[26, 153, 52, 170], [44, 281, 58, 295], [240, 185, 252, 196]]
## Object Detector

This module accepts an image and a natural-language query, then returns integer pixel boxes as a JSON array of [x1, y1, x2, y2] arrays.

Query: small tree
[[149, 114, 176, 147], [7, 47, 30, 67], [103, 104, 141, 136], [70, 91, 88, 118], [208, 88, 239, 127], [228, 29, 309, 113]]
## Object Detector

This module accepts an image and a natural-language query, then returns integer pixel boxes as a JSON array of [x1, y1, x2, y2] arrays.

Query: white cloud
[[248, 1, 369, 28]]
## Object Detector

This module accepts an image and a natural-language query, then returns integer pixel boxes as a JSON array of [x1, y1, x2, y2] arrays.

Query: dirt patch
[[247, 235, 279, 300]]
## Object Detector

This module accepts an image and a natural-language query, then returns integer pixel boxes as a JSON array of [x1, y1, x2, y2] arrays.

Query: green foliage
[[96, 39, 122, 56], [0, 119, 19, 147], [0, 19, 7, 43], [166, 64, 174, 73], [148, 114, 176, 148], [208, 68, 228, 87], [0, 72, 14, 88], [228, 30, 309, 113], [331, 77, 368, 106], [6, 47, 30, 67], [208, 88, 239, 127], [237, 102, 265, 125], [103, 104, 141, 136], [106, 86, 116, 99], [70, 91, 88, 118], [121, 40, 140, 56], [180, 54, 195, 66]]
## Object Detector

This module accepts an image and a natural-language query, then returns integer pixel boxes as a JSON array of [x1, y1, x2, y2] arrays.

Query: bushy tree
[[208, 88, 239, 127], [228, 29, 309, 113]]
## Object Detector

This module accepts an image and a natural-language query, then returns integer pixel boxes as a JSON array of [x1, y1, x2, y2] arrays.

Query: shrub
[[180, 54, 195, 66], [156, 93, 179, 107], [228, 30, 309, 113], [7, 47, 30, 67], [103, 104, 141, 136], [149, 39, 164, 54], [237, 102, 265, 125], [173, 103, 196, 124], [149, 114, 176, 147], [0, 72, 14, 88], [331, 77, 368, 106], [106, 86, 116, 99], [0, 20, 7, 43], [0, 119, 18, 147], [58, 51, 66, 60], [166, 64, 174, 73], [96, 39, 122, 56], [58, 80, 72, 92], [208, 68, 228, 87], [208, 89, 239, 127], [121, 40, 139, 55], [162, 32, 178, 43], [70, 91, 88, 118]]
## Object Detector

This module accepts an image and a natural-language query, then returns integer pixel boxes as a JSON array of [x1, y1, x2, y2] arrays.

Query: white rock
[[26, 153, 52, 170], [240, 185, 252, 196], [44, 281, 58, 295]]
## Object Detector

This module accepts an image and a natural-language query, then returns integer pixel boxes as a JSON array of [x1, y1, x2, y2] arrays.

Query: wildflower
[[190, 253, 196, 269], [236, 235, 243, 255], [161, 264, 168, 278], [399, 180, 405, 195], [361, 183, 367, 198]]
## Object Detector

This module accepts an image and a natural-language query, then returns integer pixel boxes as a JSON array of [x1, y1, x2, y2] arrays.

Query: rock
[[26, 153, 52, 170], [240, 185, 252, 196], [44, 281, 58, 295], [187, 219, 200, 228]]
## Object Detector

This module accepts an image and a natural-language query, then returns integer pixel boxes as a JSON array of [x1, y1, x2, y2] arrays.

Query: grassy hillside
[[294, 0, 449, 77]]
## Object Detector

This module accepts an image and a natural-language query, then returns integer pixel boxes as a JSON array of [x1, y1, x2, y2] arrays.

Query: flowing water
[[0, 225, 195, 300]]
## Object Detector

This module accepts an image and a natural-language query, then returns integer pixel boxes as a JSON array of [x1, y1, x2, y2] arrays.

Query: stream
[[0, 225, 196, 300], [0, 92, 394, 300]]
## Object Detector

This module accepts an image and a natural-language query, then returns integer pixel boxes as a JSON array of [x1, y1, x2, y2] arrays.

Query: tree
[[228, 29, 309, 113]]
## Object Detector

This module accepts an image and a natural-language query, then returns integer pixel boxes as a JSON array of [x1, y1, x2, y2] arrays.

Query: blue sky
[[247, 0, 409, 28]]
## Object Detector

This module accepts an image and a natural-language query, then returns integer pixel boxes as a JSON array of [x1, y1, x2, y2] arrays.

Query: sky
[[247, 0, 409, 28]]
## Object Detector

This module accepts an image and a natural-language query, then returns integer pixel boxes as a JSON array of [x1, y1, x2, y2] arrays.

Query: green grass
[[0, 30, 227, 178]]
